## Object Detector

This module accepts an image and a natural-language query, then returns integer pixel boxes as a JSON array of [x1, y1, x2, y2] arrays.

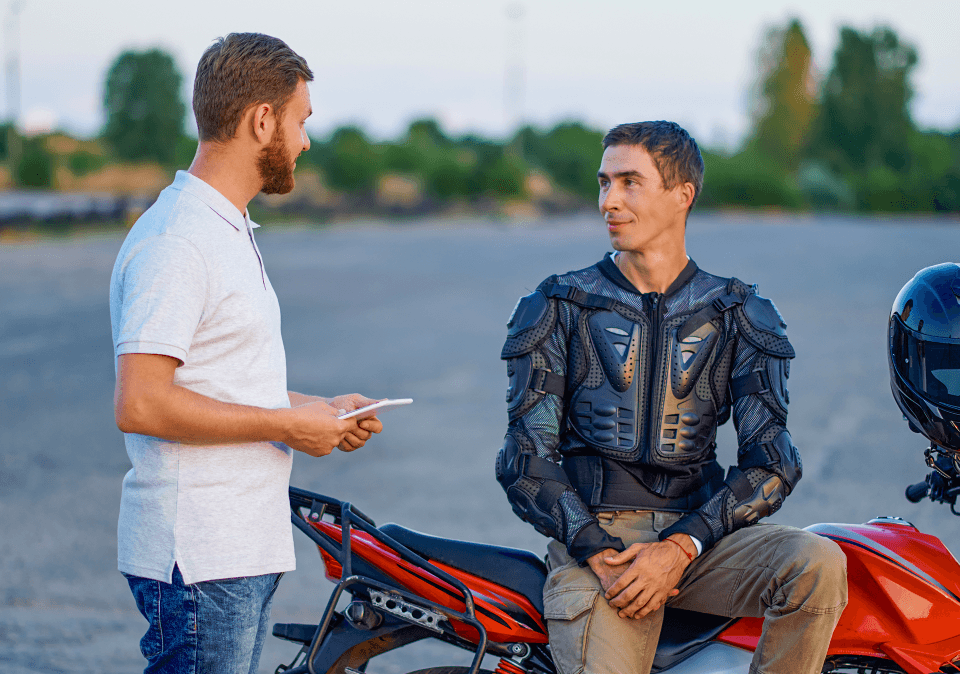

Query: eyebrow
[[597, 170, 644, 181]]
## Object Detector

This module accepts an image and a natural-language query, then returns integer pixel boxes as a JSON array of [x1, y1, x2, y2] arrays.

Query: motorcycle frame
[[280, 488, 960, 674], [286, 486, 492, 674]]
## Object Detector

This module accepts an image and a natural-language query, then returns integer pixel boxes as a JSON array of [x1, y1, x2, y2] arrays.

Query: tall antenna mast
[[504, 1, 526, 136], [6, 0, 24, 126], [5, 0, 24, 177]]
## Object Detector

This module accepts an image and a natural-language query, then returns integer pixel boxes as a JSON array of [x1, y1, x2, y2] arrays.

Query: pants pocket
[[543, 587, 599, 674]]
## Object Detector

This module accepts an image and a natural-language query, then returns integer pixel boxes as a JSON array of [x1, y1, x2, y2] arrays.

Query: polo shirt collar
[[171, 170, 260, 230]]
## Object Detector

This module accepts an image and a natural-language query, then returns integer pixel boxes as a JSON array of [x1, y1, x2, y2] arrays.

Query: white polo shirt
[[110, 171, 295, 584]]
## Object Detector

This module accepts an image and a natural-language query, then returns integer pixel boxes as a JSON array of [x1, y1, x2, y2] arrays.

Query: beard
[[257, 128, 296, 195]]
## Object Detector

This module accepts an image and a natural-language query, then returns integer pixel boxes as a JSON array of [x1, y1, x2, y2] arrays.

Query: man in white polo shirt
[[109, 33, 381, 673]]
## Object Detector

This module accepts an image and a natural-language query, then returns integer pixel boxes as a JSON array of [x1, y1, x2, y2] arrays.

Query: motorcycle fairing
[[718, 521, 960, 673], [808, 522, 960, 605]]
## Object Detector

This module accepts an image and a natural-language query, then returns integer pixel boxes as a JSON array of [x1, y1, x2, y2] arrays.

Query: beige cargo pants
[[543, 511, 848, 674]]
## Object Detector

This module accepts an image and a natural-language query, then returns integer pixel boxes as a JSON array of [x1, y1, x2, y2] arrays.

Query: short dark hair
[[193, 33, 314, 142], [602, 121, 704, 210]]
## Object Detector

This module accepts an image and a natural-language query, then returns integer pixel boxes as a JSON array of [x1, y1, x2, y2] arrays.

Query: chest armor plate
[[568, 308, 725, 466]]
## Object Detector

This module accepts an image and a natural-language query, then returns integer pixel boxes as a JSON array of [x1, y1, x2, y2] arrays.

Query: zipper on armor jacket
[[645, 293, 663, 492]]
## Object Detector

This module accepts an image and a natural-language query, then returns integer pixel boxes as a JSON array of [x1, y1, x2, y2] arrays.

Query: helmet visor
[[892, 318, 960, 409]]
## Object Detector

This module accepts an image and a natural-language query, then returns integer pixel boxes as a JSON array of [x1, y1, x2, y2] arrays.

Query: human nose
[[600, 183, 620, 215], [301, 128, 311, 152]]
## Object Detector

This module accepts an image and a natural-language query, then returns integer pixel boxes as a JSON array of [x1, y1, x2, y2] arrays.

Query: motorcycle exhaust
[[344, 600, 383, 631]]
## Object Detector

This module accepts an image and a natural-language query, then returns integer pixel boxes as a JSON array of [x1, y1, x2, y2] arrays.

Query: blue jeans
[[123, 565, 283, 674]]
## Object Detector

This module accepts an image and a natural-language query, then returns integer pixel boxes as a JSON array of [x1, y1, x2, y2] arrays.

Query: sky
[[9, 0, 960, 149]]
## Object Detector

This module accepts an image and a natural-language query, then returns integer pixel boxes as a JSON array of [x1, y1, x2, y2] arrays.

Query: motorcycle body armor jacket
[[496, 256, 801, 563]]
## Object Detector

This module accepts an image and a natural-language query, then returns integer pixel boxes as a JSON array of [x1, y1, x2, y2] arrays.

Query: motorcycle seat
[[378, 524, 735, 666], [652, 608, 736, 671], [379, 523, 548, 614]]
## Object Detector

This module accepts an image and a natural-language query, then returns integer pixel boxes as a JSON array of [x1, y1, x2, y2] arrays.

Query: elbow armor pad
[[739, 427, 802, 494], [672, 466, 787, 549], [496, 433, 571, 541]]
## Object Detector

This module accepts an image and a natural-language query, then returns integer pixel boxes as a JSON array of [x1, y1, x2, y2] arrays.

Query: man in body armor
[[496, 121, 847, 673]]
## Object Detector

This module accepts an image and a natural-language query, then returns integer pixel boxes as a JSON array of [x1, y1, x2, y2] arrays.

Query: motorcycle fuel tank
[[718, 518, 960, 674]]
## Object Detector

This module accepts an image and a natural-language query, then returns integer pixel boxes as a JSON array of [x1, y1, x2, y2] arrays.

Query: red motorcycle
[[271, 457, 960, 674]]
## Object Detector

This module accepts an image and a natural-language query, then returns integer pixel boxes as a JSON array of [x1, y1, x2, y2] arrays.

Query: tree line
[[7, 19, 959, 214]]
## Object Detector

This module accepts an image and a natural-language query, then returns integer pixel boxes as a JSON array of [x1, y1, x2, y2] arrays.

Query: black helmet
[[889, 263, 960, 453]]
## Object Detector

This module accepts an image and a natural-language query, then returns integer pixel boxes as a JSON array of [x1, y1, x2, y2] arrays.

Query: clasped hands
[[587, 535, 696, 620]]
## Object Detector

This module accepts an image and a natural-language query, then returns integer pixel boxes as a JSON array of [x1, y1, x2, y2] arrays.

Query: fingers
[[358, 417, 383, 434], [605, 568, 641, 601], [310, 400, 341, 415], [604, 543, 643, 566], [332, 393, 382, 411], [616, 586, 653, 618], [338, 429, 372, 451], [621, 588, 671, 620]]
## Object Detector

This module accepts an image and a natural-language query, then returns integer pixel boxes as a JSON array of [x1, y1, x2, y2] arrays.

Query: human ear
[[677, 182, 696, 211], [250, 103, 277, 145]]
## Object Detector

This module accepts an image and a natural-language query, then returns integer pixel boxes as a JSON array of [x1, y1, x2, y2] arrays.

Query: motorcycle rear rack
[[287, 486, 490, 674]]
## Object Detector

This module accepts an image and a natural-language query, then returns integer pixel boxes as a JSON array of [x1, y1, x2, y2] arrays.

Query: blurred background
[[0, 0, 957, 230], [2, 1, 960, 673]]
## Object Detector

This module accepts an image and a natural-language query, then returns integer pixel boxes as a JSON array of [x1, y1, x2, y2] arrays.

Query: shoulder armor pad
[[727, 277, 754, 298], [502, 289, 557, 359], [735, 294, 796, 358]]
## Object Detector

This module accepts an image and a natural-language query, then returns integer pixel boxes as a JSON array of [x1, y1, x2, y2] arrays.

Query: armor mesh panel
[[664, 271, 729, 316], [568, 331, 588, 388], [734, 395, 769, 443], [559, 264, 647, 310], [559, 490, 594, 545], [711, 339, 735, 404], [521, 399, 562, 460], [731, 335, 758, 378], [537, 317, 567, 375]]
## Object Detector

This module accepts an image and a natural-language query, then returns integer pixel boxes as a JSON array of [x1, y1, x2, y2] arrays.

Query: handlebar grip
[[905, 481, 929, 503]]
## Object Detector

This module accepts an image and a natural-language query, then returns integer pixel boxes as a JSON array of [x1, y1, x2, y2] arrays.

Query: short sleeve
[[114, 234, 208, 364]]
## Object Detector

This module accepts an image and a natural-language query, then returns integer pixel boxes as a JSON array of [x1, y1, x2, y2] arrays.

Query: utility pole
[[504, 1, 526, 140], [5, 0, 24, 181]]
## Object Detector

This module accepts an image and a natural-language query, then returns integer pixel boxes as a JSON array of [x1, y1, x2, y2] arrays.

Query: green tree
[[102, 48, 186, 165], [748, 19, 817, 171], [810, 26, 918, 175], [67, 149, 107, 176], [15, 137, 54, 188], [383, 118, 448, 175], [518, 122, 603, 199], [320, 126, 383, 192]]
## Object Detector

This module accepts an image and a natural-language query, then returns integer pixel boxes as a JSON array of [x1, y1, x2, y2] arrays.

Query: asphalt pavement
[[1, 212, 958, 673]]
